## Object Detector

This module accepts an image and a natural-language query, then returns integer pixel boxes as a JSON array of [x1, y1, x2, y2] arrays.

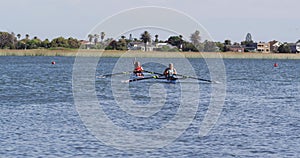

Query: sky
[[1, 0, 299, 43]]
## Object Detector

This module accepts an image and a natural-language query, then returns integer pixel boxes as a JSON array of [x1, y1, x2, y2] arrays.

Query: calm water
[[0, 56, 300, 157]]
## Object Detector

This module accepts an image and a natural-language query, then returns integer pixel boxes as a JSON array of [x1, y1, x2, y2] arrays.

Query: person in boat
[[133, 61, 144, 77], [163, 63, 177, 80]]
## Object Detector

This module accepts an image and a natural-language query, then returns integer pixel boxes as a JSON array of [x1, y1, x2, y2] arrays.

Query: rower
[[163, 63, 177, 80], [133, 61, 144, 77]]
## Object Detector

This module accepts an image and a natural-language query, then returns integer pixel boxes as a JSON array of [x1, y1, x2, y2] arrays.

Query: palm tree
[[24, 34, 30, 50], [88, 34, 93, 44], [119, 36, 127, 50], [129, 34, 132, 41], [179, 35, 183, 39], [179, 35, 183, 50], [17, 34, 21, 40], [10, 32, 16, 48], [100, 32, 105, 42], [94, 34, 99, 45], [25, 34, 29, 40], [140, 31, 151, 51], [155, 34, 159, 43]]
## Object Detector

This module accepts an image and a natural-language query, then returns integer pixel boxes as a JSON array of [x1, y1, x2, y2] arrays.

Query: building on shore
[[242, 43, 257, 52], [228, 45, 244, 52], [128, 42, 176, 51], [257, 42, 270, 53], [269, 40, 282, 53], [80, 40, 94, 49], [296, 42, 300, 53], [289, 43, 298, 53]]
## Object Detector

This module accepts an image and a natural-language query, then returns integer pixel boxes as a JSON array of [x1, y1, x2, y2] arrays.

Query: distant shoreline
[[0, 49, 299, 59]]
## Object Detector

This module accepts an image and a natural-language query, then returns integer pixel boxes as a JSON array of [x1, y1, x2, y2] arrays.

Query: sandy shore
[[0, 49, 299, 59]]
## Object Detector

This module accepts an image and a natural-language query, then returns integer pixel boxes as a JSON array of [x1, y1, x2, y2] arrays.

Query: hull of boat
[[128, 73, 178, 84]]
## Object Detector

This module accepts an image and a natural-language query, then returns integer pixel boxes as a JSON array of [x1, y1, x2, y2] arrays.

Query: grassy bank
[[0, 49, 299, 59]]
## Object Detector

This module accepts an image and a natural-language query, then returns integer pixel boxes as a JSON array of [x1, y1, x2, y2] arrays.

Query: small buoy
[[51, 61, 56, 65], [274, 63, 278, 67]]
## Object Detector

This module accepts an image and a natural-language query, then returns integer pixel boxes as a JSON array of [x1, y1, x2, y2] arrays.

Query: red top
[[135, 66, 143, 72]]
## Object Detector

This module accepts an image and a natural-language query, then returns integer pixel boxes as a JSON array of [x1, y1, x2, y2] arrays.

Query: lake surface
[[0, 56, 300, 157]]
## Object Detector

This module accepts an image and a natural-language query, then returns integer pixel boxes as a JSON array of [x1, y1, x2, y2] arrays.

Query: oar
[[97, 71, 131, 78], [143, 70, 164, 76], [144, 70, 216, 83], [123, 75, 160, 83], [145, 70, 215, 83], [144, 70, 180, 82], [176, 74, 215, 83]]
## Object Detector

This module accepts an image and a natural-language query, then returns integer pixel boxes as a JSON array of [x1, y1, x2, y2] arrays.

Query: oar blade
[[98, 71, 131, 78], [176, 74, 214, 83], [123, 75, 161, 83]]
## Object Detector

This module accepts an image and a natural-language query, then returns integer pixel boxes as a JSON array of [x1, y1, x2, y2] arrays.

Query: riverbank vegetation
[[1, 49, 300, 59], [0, 31, 299, 54], [0, 32, 81, 50]]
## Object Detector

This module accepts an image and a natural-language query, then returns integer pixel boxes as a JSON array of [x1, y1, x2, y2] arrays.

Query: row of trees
[[0, 30, 229, 52], [88, 32, 106, 45], [1, 31, 298, 53], [104, 30, 218, 52], [0, 32, 81, 49], [215, 39, 300, 53]]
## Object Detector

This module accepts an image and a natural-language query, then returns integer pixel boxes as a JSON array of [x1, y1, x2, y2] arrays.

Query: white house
[[128, 42, 176, 51], [127, 41, 154, 51], [269, 40, 282, 53], [296, 42, 300, 53]]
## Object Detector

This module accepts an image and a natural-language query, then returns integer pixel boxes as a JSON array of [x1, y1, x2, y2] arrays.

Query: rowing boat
[[128, 73, 178, 83]]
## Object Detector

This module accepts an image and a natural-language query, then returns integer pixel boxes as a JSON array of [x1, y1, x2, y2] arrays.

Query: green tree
[[203, 40, 218, 52], [67, 37, 80, 49], [100, 32, 105, 42], [241, 40, 254, 46], [41, 39, 50, 48], [103, 38, 113, 46], [94, 34, 99, 45], [0, 32, 16, 49], [224, 39, 232, 45], [215, 42, 225, 52], [27, 37, 42, 49], [181, 41, 198, 52], [140, 31, 151, 51], [167, 36, 183, 49], [278, 43, 291, 53], [24, 34, 30, 49], [50, 37, 69, 48], [155, 34, 159, 43], [117, 36, 127, 50], [223, 40, 233, 52], [11, 32, 16, 48], [106, 40, 117, 50], [16, 41, 25, 49], [190, 30, 201, 46]]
